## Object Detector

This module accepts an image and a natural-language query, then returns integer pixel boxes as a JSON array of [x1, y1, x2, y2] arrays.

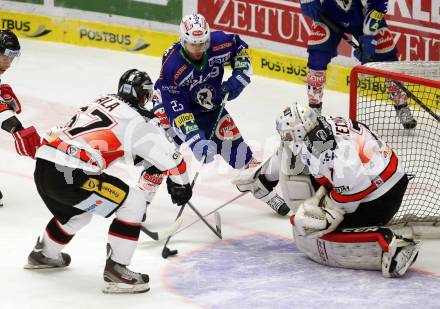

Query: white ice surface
[[0, 40, 439, 309]]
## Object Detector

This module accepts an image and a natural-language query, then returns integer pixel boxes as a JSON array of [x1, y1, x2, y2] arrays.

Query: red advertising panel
[[199, 0, 439, 61]]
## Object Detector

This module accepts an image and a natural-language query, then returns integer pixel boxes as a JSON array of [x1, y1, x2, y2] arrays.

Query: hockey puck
[[162, 247, 178, 259]]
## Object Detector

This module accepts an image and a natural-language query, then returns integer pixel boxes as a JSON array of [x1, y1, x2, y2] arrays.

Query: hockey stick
[[319, 13, 439, 123], [162, 93, 229, 259], [173, 191, 248, 236], [140, 216, 183, 241], [187, 201, 222, 239]]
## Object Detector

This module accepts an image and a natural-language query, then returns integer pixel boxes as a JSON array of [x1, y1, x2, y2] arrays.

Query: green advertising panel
[[55, 0, 182, 24]]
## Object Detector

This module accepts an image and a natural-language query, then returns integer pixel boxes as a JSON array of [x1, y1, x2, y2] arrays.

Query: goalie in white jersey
[[25, 69, 192, 294], [234, 102, 420, 278]]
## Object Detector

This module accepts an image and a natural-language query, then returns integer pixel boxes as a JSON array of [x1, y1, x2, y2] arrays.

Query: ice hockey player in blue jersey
[[150, 13, 290, 216], [300, 0, 417, 129]]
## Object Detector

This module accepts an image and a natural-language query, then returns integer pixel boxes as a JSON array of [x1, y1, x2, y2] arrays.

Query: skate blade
[[102, 282, 150, 294], [24, 263, 61, 269]]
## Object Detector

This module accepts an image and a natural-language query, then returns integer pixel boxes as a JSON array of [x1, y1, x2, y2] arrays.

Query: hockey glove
[[166, 178, 192, 206], [221, 71, 250, 101], [354, 35, 377, 64], [13, 126, 41, 159], [0, 84, 22, 114], [293, 187, 344, 238], [300, 0, 321, 21], [186, 130, 217, 164]]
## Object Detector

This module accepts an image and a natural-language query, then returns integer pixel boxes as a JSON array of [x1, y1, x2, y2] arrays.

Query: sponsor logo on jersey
[[81, 178, 126, 204], [212, 42, 232, 52], [188, 67, 220, 91], [174, 64, 188, 83], [308, 22, 330, 46], [215, 114, 241, 141], [208, 53, 231, 66], [334, 185, 349, 193], [174, 113, 195, 127]]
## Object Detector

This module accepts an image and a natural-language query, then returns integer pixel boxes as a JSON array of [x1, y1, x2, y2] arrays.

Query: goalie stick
[[319, 13, 439, 123]]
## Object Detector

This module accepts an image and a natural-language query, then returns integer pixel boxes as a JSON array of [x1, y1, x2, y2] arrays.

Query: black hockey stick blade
[[162, 246, 178, 259]]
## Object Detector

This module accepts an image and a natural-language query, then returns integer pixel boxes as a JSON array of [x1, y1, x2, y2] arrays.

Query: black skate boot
[[24, 237, 71, 269], [395, 104, 417, 129], [102, 244, 150, 294], [0, 190, 3, 207]]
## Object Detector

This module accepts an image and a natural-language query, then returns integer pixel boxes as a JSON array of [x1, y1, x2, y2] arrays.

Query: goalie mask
[[179, 14, 210, 60], [118, 69, 153, 109], [276, 102, 318, 152]]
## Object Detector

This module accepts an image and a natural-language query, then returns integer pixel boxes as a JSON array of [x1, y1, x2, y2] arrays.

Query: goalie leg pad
[[292, 224, 404, 271], [279, 174, 314, 212]]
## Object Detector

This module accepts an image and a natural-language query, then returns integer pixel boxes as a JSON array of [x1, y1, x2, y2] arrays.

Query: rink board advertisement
[[0, 10, 179, 57], [199, 0, 440, 61]]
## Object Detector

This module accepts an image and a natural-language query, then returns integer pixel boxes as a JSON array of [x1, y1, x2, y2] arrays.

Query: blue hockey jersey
[[320, 0, 388, 35], [154, 31, 251, 141]]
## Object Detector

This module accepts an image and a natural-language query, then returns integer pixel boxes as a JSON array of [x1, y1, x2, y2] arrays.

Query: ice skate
[[24, 237, 71, 269], [395, 104, 417, 129], [382, 237, 421, 278], [102, 244, 150, 294], [309, 103, 322, 117]]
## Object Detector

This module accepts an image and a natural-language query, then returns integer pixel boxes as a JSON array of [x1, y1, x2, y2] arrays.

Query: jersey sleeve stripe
[[330, 151, 399, 203]]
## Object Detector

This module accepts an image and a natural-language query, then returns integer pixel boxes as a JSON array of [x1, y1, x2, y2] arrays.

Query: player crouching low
[[234, 102, 420, 278], [24, 69, 192, 294]]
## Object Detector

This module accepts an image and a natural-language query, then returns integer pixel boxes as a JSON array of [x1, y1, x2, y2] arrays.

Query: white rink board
[[0, 40, 439, 309]]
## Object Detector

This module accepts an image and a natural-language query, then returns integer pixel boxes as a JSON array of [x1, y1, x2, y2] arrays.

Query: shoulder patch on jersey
[[308, 22, 330, 46], [375, 27, 396, 54], [215, 114, 241, 141]]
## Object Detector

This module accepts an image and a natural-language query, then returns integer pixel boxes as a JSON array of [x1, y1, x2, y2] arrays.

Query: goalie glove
[[294, 186, 344, 238]]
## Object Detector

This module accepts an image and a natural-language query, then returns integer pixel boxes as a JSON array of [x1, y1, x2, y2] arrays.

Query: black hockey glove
[[166, 178, 192, 206]]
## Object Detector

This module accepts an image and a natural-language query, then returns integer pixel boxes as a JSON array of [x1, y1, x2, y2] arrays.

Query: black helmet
[[0, 30, 20, 57], [118, 69, 153, 108]]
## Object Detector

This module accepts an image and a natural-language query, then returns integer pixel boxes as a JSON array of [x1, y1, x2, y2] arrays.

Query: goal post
[[349, 61, 440, 237]]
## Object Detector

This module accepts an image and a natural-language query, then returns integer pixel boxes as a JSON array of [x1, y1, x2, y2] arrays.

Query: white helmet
[[179, 14, 210, 52], [276, 102, 318, 150]]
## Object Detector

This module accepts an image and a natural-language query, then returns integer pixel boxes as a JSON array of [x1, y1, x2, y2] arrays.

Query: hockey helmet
[[179, 14, 210, 56], [276, 102, 318, 151], [0, 30, 20, 57], [118, 69, 153, 109]]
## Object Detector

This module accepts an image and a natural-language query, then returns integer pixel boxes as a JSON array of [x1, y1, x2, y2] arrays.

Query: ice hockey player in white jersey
[[234, 102, 420, 278], [25, 69, 192, 294], [0, 30, 41, 207]]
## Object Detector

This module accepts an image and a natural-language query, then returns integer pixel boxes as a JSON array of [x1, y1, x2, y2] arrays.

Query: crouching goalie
[[233, 102, 420, 278]]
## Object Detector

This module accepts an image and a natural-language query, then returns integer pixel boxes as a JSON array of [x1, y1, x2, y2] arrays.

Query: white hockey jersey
[[36, 94, 188, 184], [278, 116, 405, 214]]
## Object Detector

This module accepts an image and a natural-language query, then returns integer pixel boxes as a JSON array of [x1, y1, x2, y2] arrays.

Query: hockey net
[[349, 61, 440, 237]]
